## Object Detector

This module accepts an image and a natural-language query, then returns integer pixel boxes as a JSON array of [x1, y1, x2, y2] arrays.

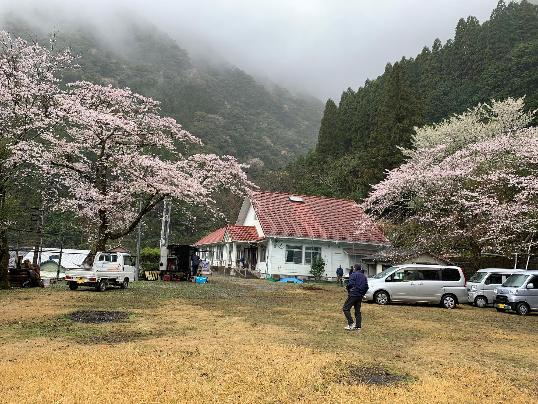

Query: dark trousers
[[343, 295, 362, 328]]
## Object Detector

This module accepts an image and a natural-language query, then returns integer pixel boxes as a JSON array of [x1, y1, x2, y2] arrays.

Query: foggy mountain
[[0, 5, 323, 173]]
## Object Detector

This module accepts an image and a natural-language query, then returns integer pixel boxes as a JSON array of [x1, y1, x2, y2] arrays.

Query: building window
[[304, 246, 321, 264], [259, 246, 267, 262], [285, 245, 303, 264], [217, 245, 223, 260]]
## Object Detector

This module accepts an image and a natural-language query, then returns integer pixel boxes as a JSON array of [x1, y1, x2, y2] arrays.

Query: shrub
[[140, 247, 161, 272], [310, 256, 325, 281]]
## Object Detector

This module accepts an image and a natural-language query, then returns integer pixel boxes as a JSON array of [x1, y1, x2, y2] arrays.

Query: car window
[[502, 274, 529, 287], [373, 267, 397, 279], [469, 272, 487, 283], [418, 269, 440, 281], [485, 274, 502, 285], [388, 270, 406, 282], [442, 268, 461, 281], [403, 269, 420, 281]]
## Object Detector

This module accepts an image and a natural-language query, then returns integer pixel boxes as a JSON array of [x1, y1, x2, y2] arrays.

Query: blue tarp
[[195, 276, 208, 284], [278, 277, 304, 284]]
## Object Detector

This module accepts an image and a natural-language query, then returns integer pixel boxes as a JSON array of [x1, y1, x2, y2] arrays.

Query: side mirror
[[526, 283, 534, 289]]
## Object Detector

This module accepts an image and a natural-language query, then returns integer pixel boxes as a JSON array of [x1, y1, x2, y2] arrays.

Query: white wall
[[240, 203, 264, 237], [266, 238, 352, 278]]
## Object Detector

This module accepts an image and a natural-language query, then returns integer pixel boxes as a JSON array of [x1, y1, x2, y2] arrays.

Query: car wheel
[[96, 280, 107, 292], [516, 302, 530, 316], [68, 282, 78, 290], [474, 296, 488, 308], [120, 278, 129, 289], [374, 290, 390, 305], [441, 294, 457, 309]]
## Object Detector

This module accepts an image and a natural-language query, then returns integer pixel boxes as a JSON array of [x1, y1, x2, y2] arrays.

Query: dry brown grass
[[0, 277, 536, 403]]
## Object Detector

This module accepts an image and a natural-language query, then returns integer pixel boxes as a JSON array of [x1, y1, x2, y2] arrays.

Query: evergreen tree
[[316, 99, 339, 156], [285, 0, 538, 202]]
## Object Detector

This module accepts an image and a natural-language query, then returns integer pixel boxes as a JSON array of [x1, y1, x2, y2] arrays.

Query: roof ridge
[[252, 190, 360, 205]]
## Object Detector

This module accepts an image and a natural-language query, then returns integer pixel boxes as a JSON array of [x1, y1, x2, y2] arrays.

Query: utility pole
[[135, 200, 142, 281], [159, 199, 172, 271], [525, 244, 532, 270], [31, 206, 44, 266], [56, 241, 63, 281]]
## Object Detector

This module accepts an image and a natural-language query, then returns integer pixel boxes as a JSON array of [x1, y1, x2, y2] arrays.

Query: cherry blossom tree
[[364, 98, 538, 266], [0, 31, 72, 288], [35, 81, 251, 266]]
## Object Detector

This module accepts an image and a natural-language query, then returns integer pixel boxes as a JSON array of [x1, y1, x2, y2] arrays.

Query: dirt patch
[[68, 311, 129, 324], [345, 365, 410, 386], [300, 284, 325, 291]]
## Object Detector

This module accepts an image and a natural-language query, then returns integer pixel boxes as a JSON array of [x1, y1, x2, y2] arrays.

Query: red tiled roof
[[250, 191, 388, 244], [226, 225, 261, 242], [193, 227, 226, 246], [194, 225, 261, 246]]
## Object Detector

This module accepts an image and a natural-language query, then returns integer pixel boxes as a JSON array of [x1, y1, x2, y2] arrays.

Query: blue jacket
[[347, 271, 368, 297], [336, 267, 344, 276]]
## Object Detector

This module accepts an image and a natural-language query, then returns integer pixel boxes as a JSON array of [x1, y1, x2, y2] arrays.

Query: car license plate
[[497, 303, 505, 309], [77, 278, 86, 284]]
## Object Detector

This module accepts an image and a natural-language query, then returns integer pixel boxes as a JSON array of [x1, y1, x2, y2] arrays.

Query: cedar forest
[[282, 0, 538, 202]]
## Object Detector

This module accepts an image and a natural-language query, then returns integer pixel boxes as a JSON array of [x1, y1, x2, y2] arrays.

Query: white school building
[[194, 191, 389, 279]]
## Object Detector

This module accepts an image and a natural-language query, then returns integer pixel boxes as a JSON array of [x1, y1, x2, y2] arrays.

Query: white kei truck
[[65, 251, 136, 292]]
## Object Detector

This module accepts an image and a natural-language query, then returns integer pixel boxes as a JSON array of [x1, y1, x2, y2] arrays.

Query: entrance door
[[247, 247, 257, 270], [332, 252, 345, 277]]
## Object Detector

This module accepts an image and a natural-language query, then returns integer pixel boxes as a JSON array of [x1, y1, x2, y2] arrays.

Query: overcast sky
[[1, 0, 502, 100]]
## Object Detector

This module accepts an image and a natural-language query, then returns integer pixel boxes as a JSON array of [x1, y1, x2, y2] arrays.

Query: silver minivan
[[494, 270, 538, 315], [364, 264, 467, 309], [467, 268, 523, 307]]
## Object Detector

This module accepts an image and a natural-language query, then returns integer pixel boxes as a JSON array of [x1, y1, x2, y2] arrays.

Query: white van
[[65, 252, 136, 291], [467, 268, 523, 307], [494, 270, 538, 315], [364, 264, 467, 309]]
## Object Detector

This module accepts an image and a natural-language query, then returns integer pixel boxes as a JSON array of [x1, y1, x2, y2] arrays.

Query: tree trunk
[[466, 239, 482, 276], [83, 237, 107, 269], [0, 184, 9, 289], [32, 205, 44, 266], [0, 227, 9, 289]]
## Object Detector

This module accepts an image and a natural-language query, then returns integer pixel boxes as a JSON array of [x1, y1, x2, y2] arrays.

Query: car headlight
[[471, 285, 477, 291], [493, 288, 497, 294]]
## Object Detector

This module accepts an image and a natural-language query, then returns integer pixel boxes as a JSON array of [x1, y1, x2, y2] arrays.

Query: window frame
[[485, 274, 503, 285], [285, 245, 303, 264], [304, 246, 321, 265]]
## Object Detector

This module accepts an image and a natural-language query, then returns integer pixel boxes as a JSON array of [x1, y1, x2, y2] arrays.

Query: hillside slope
[[1, 10, 323, 173]]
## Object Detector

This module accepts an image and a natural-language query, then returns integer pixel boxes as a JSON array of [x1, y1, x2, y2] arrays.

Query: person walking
[[343, 264, 368, 331], [336, 265, 344, 286], [191, 253, 200, 278]]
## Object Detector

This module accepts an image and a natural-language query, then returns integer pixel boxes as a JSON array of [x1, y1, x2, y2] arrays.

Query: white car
[[364, 264, 467, 309], [65, 252, 136, 291], [467, 268, 523, 307]]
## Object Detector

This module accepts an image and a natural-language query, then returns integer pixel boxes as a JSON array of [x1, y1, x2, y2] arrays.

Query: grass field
[[0, 276, 536, 403]]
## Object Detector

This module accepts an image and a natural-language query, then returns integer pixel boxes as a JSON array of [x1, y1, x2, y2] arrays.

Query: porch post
[[232, 242, 237, 268], [266, 238, 273, 277]]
